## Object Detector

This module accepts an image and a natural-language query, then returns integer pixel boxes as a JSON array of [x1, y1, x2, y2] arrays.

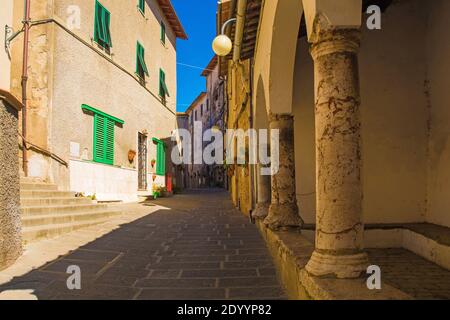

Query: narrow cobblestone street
[[0, 190, 286, 300]]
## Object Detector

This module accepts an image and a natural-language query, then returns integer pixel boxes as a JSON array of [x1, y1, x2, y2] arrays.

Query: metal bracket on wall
[[4, 25, 23, 58]]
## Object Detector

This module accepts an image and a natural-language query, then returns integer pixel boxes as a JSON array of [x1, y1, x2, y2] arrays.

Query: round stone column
[[263, 114, 303, 230], [305, 28, 369, 278], [252, 163, 271, 220]]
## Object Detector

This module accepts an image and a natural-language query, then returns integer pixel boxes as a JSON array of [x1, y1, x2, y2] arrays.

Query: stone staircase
[[20, 180, 122, 243]]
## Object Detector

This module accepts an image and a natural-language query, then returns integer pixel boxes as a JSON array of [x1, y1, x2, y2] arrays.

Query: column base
[[252, 202, 270, 220], [305, 250, 369, 279], [264, 203, 303, 230]]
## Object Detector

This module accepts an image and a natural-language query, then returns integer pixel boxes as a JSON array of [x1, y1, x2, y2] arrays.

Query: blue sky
[[172, 0, 217, 112]]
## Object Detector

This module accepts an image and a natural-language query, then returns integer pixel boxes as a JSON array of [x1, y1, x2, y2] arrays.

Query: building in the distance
[[184, 92, 208, 188], [201, 56, 228, 188], [9, 0, 187, 202]]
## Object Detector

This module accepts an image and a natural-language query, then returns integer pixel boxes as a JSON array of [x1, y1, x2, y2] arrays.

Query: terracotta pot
[[151, 159, 156, 168], [152, 174, 157, 181], [128, 150, 136, 162]]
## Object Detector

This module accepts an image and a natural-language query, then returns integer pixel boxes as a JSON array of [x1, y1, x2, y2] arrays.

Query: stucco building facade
[[9, 0, 186, 201], [221, 0, 450, 299], [0, 0, 23, 270]]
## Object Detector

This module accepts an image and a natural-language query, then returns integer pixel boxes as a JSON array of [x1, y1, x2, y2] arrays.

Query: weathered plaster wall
[[0, 99, 22, 270], [293, 0, 430, 224], [51, 0, 177, 191], [10, 0, 177, 196], [0, 0, 13, 91], [425, 0, 450, 228], [10, 0, 55, 179], [227, 60, 252, 216]]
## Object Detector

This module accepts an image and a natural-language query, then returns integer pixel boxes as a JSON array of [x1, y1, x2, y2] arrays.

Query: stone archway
[[252, 0, 304, 229]]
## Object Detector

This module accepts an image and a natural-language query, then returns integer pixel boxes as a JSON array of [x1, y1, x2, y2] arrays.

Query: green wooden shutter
[[137, 42, 149, 77], [153, 139, 166, 176], [161, 21, 166, 44], [94, 1, 112, 48], [93, 115, 114, 165], [105, 118, 115, 165], [138, 0, 145, 13], [93, 114, 106, 163]]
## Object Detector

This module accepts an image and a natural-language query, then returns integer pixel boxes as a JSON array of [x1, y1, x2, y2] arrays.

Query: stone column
[[252, 163, 271, 220], [263, 114, 303, 230], [305, 28, 369, 278], [0, 93, 22, 271]]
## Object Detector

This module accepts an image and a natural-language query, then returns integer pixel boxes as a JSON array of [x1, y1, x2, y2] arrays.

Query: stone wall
[[0, 96, 22, 271], [227, 60, 252, 216]]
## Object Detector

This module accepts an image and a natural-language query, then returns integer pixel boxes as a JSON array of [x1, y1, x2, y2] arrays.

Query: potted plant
[[151, 159, 156, 168], [152, 184, 162, 199]]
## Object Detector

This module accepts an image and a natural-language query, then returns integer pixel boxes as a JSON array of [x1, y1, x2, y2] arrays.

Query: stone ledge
[[0, 89, 23, 111], [255, 220, 411, 300]]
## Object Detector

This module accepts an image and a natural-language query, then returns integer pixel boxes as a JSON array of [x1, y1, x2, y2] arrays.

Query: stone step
[[20, 190, 76, 198], [22, 218, 119, 244], [20, 182, 58, 191], [20, 197, 93, 207], [21, 203, 109, 216], [21, 209, 122, 228]]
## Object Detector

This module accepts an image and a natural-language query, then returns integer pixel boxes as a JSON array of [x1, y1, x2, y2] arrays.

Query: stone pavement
[[0, 189, 286, 300], [367, 248, 450, 300]]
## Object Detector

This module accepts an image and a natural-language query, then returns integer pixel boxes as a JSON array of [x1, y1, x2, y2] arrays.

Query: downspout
[[232, 0, 247, 62], [21, 0, 31, 176]]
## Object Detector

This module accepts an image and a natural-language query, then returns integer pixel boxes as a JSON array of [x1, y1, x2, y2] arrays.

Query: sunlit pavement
[[0, 189, 286, 300]]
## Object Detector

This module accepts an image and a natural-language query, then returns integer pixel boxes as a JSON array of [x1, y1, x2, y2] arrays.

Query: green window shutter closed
[[153, 139, 166, 176], [105, 118, 115, 165], [161, 21, 166, 44], [82, 104, 124, 166], [94, 1, 112, 48], [93, 115, 114, 165], [93, 114, 105, 163]]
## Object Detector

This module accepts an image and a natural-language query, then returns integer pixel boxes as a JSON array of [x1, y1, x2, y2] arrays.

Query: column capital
[[310, 28, 361, 60]]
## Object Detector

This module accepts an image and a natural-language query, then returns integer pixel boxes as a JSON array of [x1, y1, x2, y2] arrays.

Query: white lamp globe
[[212, 35, 233, 57]]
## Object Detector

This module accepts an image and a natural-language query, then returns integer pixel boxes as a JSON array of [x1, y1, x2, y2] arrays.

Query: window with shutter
[[159, 69, 170, 98], [82, 104, 124, 166], [153, 138, 166, 176], [138, 0, 145, 14], [94, 1, 112, 49], [161, 21, 166, 44], [136, 42, 149, 80]]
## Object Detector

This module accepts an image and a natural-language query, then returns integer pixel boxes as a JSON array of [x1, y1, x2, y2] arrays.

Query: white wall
[[0, 0, 13, 91], [293, 0, 433, 225], [70, 159, 138, 202], [425, 0, 450, 228]]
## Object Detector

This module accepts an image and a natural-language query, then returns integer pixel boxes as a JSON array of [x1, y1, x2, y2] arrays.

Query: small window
[[136, 42, 149, 80], [201, 104, 203, 116], [153, 138, 166, 176], [160, 21, 166, 44], [138, 0, 145, 14], [94, 1, 112, 49], [159, 68, 170, 99], [195, 110, 197, 121]]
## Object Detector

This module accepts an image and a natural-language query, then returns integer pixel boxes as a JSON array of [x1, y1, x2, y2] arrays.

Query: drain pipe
[[232, 0, 247, 62], [21, 0, 31, 177]]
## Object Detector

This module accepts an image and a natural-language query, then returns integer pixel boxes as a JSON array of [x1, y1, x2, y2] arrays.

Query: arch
[[253, 0, 304, 115]]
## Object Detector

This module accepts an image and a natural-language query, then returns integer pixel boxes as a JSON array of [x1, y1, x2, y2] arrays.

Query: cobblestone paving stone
[[0, 190, 287, 300], [367, 248, 450, 300]]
